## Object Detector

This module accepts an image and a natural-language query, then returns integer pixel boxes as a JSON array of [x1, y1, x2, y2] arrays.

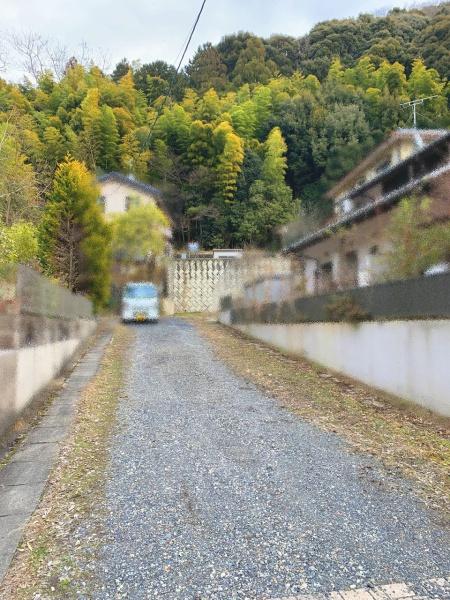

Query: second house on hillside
[[282, 128, 450, 294]]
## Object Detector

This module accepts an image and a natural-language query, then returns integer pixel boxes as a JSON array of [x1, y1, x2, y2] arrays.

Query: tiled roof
[[98, 172, 162, 198], [326, 128, 449, 199]]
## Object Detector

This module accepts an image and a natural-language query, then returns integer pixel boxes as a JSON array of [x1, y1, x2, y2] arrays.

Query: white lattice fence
[[168, 259, 229, 313], [167, 255, 293, 313]]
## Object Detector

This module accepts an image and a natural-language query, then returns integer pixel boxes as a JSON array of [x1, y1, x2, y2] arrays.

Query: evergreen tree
[[43, 126, 67, 170], [232, 38, 278, 86], [238, 128, 297, 245], [1, 8, 450, 252], [99, 104, 120, 171], [144, 76, 170, 104], [79, 88, 102, 169], [39, 157, 111, 308], [112, 58, 131, 83], [187, 43, 228, 93], [416, 12, 450, 80], [134, 61, 187, 102], [214, 122, 244, 205]]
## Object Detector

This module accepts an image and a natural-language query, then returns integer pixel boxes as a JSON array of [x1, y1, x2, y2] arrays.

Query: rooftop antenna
[[400, 95, 439, 128]]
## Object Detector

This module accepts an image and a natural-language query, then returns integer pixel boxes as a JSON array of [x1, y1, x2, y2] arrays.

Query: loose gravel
[[94, 318, 450, 599]]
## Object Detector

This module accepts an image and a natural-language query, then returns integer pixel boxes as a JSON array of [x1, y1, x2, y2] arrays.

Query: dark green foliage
[[416, 10, 450, 81], [111, 59, 131, 83], [232, 38, 278, 86], [186, 4, 450, 88], [186, 43, 228, 93], [134, 61, 187, 102], [215, 32, 255, 75], [275, 94, 320, 200], [264, 35, 301, 76]]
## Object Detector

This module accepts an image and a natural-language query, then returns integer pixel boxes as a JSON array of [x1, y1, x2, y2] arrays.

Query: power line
[[145, 0, 207, 145], [176, 0, 207, 74]]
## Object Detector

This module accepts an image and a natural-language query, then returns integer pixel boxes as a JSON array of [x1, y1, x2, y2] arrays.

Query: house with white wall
[[98, 172, 173, 297], [98, 170, 172, 243], [282, 129, 450, 294], [98, 171, 164, 215]]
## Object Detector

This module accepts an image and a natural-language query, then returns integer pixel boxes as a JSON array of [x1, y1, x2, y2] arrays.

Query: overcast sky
[[2, 0, 410, 79]]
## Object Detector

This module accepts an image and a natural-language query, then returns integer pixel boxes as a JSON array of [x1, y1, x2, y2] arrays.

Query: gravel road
[[95, 319, 450, 599]]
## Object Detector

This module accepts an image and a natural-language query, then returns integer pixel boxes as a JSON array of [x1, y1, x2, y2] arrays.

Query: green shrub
[[383, 196, 450, 280], [0, 221, 38, 277], [325, 295, 370, 323]]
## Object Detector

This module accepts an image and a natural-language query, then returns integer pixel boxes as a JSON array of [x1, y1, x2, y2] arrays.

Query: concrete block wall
[[0, 267, 96, 436], [219, 274, 450, 417], [0, 334, 94, 432], [222, 319, 450, 417]]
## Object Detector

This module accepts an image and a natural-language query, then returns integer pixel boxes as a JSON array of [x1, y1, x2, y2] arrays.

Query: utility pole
[[400, 95, 439, 128]]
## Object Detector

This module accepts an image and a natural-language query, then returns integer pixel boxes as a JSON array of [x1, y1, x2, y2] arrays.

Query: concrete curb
[[0, 332, 112, 583]]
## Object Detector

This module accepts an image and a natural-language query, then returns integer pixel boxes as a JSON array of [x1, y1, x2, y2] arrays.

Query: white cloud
[[0, 0, 410, 79]]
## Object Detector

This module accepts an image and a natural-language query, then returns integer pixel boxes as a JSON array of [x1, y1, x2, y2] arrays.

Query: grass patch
[[0, 323, 133, 599], [193, 318, 450, 518]]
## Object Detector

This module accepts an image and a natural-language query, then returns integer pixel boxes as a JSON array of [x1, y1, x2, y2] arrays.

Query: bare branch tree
[[0, 38, 7, 72], [46, 41, 70, 80], [95, 47, 112, 74], [78, 40, 91, 69], [7, 31, 111, 82], [76, 41, 111, 73], [9, 31, 49, 82]]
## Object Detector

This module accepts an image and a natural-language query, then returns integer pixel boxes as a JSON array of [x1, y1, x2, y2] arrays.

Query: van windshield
[[124, 285, 158, 299]]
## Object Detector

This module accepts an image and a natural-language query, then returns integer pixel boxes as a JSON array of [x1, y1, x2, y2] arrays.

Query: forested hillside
[[1, 2, 449, 251], [186, 3, 450, 86]]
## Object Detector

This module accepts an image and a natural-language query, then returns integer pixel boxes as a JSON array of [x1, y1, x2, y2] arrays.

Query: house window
[[316, 261, 334, 294], [343, 251, 358, 288], [370, 245, 378, 256], [125, 195, 141, 211]]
